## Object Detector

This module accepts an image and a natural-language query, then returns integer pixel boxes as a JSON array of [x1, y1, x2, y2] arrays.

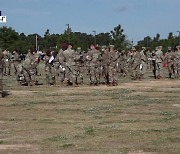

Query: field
[[0, 66, 180, 154]]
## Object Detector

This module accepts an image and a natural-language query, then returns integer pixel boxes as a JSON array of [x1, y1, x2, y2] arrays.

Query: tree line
[[0, 25, 179, 53]]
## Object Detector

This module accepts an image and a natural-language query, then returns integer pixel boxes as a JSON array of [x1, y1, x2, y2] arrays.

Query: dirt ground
[[0, 73, 180, 153]]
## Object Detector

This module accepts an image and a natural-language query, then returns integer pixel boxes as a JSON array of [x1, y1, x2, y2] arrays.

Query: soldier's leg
[[89, 67, 94, 85], [45, 66, 51, 85], [14, 62, 18, 75], [108, 66, 113, 85], [167, 62, 172, 78]]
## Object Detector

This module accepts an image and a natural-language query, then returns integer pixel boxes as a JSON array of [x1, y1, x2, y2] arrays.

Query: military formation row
[[0, 44, 180, 88]]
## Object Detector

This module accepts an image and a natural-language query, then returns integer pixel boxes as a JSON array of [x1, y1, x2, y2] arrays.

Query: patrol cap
[[142, 47, 146, 50], [109, 45, 115, 48], [158, 46, 163, 49], [131, 47, 136, 51], [101, 45, 107, 49], [77, 47, 81, 51], [167, 46, 171, 51]]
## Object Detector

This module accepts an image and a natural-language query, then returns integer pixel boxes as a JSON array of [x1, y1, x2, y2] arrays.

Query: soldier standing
[[86, 44, 101, 85], [3, 50, 12, 76], [101, 46, 110, 84], [131, 47, 142, 80], [155, 46, 164, 79], [140, 47, 147, 78], [12, 50, 21, 75], [62, 43, 77, 86], [44, 49, 56, 85], [0, 49, 4, 97], [174, 46, 180, 78], [108, 45, 119, 86], [164, 47, 175, 78], [75, 47, 85, 84]]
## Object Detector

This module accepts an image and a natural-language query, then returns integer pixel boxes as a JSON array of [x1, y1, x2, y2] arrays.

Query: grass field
[[0, 66, 180, 154]]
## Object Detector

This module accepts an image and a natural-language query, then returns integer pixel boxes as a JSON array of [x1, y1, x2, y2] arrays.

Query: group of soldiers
[[0, 44, 180, 94]]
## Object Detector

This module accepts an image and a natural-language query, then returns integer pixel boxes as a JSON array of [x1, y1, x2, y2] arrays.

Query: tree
[[168, 32, 173, 40], [0, 26, 19, 51], [110, 25, 127, 50]]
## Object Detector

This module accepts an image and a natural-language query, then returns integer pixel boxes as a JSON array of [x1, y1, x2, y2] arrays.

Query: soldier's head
[[131, 47, 136, 52], [61, 43, 68, 51], [167, 46, 171, 52], [174, 47, 178, 52], [109, 45, 115, 51], [90, 44, 95, 50], [68, 43, 73, 49], [77, 47, 81, 52], [101, 45, 107, 52], [158, 46, 163, 51], [46, 49, 51, 57], [141, 47, 146, 51]]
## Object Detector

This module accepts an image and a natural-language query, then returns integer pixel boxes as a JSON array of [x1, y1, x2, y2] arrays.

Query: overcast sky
[[0, 0, 180, 43]]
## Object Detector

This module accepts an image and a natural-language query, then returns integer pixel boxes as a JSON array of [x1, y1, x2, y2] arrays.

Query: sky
[[0, 0, 180, 44]]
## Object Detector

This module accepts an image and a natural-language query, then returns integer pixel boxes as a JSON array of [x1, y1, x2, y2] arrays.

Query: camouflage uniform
[[0, 50, 4, 97], [155, 46, 164, 78], [174, 47, 180, 78], [140, 48, 147, 78], [131, 48, 142, 80], [62, 45, 77, 85], [164, 48, 175, 78], [58, 49, 66, 83], [118, 50, 128, 77], [44, 50, 56, 85], [75, 47, 85, 84], [34, 51, 41, 76], [17, 50, 37, 86], [13, 51, 21, 75], [101, 46, 110, 84], [3, 50, 12, 76], [108, 46, 119, 85], [87, 45, 101, 85]]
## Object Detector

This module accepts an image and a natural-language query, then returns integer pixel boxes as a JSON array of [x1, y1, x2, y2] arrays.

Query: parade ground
[[0, 69, 180, 154]]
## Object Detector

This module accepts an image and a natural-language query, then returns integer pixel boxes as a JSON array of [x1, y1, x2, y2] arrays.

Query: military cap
[[101, 45, 107, 49], [77, 47, 81, 51], [142, 47, 146, 50], [131, 47, 136, 51], [167, 47, 172, 51], [109, 45, 115, 48]]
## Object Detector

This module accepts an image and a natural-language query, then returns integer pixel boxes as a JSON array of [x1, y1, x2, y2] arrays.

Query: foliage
[[0, 25, 179, 53]]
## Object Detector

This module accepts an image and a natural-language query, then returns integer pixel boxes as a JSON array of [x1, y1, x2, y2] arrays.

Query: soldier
[[164, 47, 175, 78], [101, 45, 110, 84], [140, 47, 147, 78], [151, 50, 157, 79], [86, 44, 101, 85], [34, 50, 41, 76], [58, 45, 67, 84], [75, 47, 85, 84], [12, 50, 21, 75], [131, 47, 142, 80], [155, 46, 164, 79], [118, 50, 128, 77], [62, 43, 77, 86], [44, 49, 56, 85], [3, 50, 12, 76], [146, 48, 153, 69], [108, 45, 119, 85], [16, 49, 38, 86], [174, 46, 180, 78]]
